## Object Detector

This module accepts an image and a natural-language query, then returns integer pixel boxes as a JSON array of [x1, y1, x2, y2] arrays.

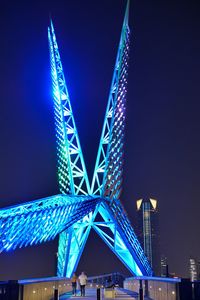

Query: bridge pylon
[[48, 0, 153, 277], [0, 0, 153, 278]]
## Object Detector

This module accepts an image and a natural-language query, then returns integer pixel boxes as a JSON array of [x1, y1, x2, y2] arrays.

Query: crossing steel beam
[[0, 0, 153, 278], [0, 195, 103, 252], [91, 1, 130, 199]]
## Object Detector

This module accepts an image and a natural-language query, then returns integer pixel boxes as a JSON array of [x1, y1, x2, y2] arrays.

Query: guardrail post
[[54, 288, 59, 300], [139, 280, 143, 300], [97, 287, 101, 300], [144, 280, 149, 297]]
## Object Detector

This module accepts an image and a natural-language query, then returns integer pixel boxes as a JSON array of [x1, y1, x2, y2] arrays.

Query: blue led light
[[47, 0, 152, 277], [0, 195, 103, 252], [0, 0, 153, 278]]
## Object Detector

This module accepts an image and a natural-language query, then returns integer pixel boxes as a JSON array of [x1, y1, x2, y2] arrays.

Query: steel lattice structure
[[91, 2, 129, 199], [0, 0, 153, 278], [48, 20, 90, 196], [0, 195, 103, 252]]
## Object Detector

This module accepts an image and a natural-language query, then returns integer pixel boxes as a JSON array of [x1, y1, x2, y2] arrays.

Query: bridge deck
[[59, 287, 152, 300]]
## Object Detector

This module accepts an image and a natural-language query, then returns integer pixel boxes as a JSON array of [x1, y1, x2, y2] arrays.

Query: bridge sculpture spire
[[0, 0, 153, 278], [91, 0, 130, 199], [48, 21, 94, 277], [48, 0, 151, 277], [48, 20, 90, 196]]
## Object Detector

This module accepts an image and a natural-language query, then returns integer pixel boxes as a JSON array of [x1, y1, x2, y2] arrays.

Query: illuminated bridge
[[0, 0, 153, 278]]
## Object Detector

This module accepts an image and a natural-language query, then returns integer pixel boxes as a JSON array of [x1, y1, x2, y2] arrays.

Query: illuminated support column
[[47, 0, 153, 277], [48, 21, 90, 196], [90, 1, 153, 276], [92, 200, 153, 276], [91, 0, 130, 200], [57, 209, 99, 277], [48, 21, 93, 277], [0, 1, 152, 278]]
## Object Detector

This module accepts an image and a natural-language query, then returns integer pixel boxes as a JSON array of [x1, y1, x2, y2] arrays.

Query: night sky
[[0, 0, 200, 280]]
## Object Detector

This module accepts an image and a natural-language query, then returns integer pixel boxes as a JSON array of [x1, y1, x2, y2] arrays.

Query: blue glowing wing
[[0, 195, 102, 252]]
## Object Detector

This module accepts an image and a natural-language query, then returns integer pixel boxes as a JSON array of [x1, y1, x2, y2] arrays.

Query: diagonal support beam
[[91, 0, 130, 199], [92, 201, 153, 276], [48, 20, 90, 196], [57, 208, 99, 278], [48, 20, 93, 277]]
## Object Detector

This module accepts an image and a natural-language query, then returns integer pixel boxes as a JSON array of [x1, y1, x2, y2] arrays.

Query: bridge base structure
[[57, 198, 152, 277], [124, 276, 196, 300], [0, 194, 152, 277]]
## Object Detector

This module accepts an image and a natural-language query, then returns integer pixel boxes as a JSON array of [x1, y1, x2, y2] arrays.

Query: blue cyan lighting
[[0, 195, 103, 252], [48, 0, 152, 277], [0, 0, 153, 278]]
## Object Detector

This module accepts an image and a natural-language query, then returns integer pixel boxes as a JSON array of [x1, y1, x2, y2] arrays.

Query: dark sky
[[0, 0, 200, 280]]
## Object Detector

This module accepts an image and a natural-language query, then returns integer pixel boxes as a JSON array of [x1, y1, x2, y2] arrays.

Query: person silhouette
[[78, 272, 87, 296], [71, 273, 77, 296]]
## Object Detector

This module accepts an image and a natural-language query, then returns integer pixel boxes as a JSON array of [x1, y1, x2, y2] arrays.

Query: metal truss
[[91, 1, 130, 199], [93, 204, 143, 276], [49, 0, 152, 276], [0, 0, 153, 278], [107, 199, 152, 275], [48, 20, 95, 277], [57, 209, 99, 278], [48, 21, 90, 196], [0, 194, 102, 252]]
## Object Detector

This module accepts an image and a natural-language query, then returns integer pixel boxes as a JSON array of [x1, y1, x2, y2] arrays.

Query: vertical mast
[[91, 0, 130, 199], [48, 21, 90, 196], [48, 21, 92, 277]]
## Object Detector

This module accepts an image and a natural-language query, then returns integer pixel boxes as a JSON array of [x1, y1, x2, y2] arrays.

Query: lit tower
[[0, 1, 153, 278], [136, 198, 159, 275], [189, 257, 198, 281], [161, 254, 168, 277]]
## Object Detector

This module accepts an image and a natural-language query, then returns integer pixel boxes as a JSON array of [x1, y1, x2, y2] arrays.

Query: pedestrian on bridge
[[79, 271, 87, 296], [71, 273, 78, 296]]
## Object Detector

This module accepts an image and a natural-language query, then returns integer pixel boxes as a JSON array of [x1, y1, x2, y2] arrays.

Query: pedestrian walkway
[[59, 287, 153, 300], [115, 288, 153, 300], [59, 288, 98, 299], [115, 288, 138, 299]]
